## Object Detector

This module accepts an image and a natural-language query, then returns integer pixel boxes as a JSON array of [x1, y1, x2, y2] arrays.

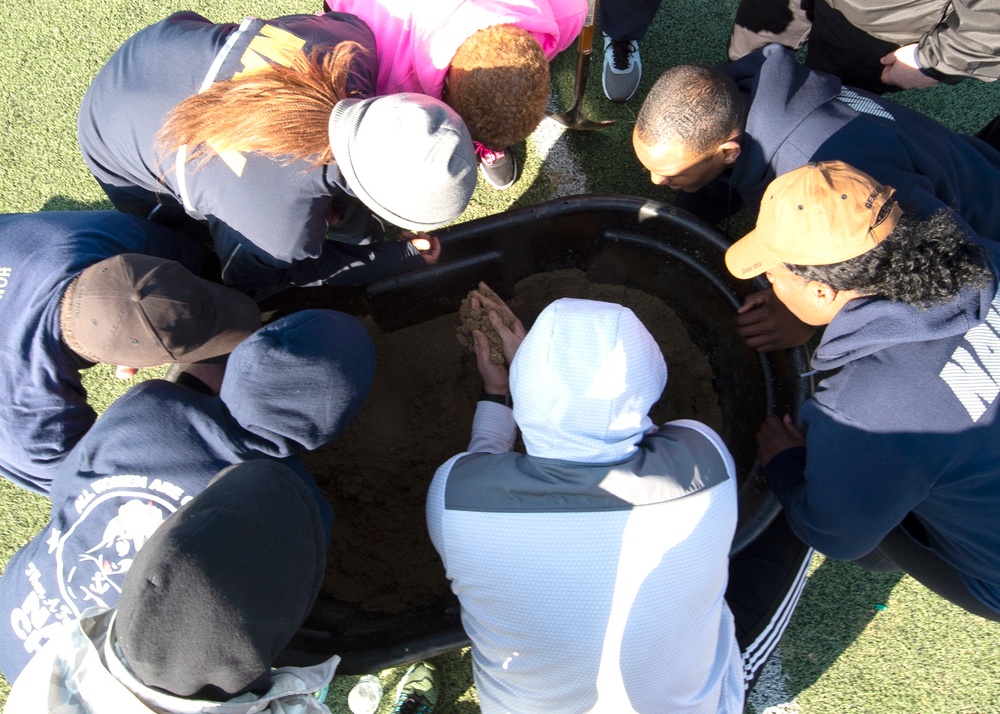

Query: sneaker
[[602, 32, 642, 103], [475, 142, 518, 190], [391, 661, 439, 714]]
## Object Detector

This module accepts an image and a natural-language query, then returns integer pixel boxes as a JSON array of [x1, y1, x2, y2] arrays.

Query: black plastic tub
[[265, 194, 814, 674]]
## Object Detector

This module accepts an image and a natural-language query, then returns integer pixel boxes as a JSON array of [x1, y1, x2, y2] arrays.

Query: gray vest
[[445, 424, 730, 513]]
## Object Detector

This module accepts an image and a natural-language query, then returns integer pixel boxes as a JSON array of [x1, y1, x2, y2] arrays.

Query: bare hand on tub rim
[[401, 231, 441, 265]]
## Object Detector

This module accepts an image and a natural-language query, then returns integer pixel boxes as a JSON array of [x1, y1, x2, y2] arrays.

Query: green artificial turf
[[782, 557, 1000, 713], [2, 0, 1000, 711]]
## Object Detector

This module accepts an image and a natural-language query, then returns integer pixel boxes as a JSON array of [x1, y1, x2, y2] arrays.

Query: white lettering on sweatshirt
[[940, 291, 1000, 422]]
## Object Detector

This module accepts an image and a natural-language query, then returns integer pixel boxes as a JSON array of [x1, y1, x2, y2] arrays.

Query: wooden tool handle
[[577, 0, 598, 53]]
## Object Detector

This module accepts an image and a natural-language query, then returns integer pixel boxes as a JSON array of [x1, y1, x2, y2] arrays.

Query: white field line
[[528, 96, 590, 198], [748, 649, 801, 712]]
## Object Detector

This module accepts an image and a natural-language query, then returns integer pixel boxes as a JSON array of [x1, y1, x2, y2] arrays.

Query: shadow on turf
[[779, 557, 903, 695], [41, 196, 114, 212], [432, 648, 479, 713]]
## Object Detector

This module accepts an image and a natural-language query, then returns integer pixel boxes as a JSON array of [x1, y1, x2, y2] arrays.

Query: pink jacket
[[323, 0, 587, 98]]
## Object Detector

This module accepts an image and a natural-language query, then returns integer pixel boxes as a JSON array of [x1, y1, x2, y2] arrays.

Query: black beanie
[[115, 460, 327, 700]]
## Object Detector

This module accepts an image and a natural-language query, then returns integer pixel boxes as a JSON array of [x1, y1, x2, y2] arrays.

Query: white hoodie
[[428, 299, 744, 713]]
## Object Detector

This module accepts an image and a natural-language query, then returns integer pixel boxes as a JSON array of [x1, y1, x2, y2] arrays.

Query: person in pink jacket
[[324, 0, 586, 190]]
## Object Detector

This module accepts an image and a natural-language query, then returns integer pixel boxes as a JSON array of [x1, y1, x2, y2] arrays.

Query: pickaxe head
[[549, 42, 615, 130]]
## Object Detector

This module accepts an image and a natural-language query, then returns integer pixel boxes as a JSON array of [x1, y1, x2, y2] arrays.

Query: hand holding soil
[[472, 329, 509, 395], [458, 281, 526, 365]]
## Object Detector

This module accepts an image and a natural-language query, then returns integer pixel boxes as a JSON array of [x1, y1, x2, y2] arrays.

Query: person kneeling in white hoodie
[[428, 289, 812, 714]]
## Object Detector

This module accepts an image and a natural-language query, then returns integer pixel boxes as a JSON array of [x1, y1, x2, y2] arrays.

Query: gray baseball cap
[[329, 93, 477, 231]]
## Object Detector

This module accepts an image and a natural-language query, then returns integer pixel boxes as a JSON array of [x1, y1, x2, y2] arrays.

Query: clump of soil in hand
[[456, 283, 515, 365]]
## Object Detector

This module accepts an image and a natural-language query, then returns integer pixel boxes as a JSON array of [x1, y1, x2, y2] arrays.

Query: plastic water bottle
[[348, 674, 383, 714]]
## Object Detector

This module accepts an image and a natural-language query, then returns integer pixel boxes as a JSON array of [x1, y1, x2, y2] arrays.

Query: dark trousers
[[599, 0, 665, 41], [853, 516, 1000, 622], [97, 179, 214, 245], [727, 510, 813, 692], [977, 114, 1000, 153], [728, 0, 813, 58], [96, 179, 222, 281], [728, 0, 900, 94]]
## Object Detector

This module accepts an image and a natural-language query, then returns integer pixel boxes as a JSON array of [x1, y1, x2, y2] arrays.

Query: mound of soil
[[303, 269, 722, 614]]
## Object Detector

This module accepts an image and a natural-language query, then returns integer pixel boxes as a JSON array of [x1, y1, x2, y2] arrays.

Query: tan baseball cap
[[61, 254, 261, 367], [725, 161, 903, 279]]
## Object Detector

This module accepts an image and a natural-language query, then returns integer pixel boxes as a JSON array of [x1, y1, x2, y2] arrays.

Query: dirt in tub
[[303, 269, 723, 614]]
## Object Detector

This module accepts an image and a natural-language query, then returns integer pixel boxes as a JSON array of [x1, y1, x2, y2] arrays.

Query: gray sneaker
[[602, 32, 641, 103], [476, 143, 518, 190]]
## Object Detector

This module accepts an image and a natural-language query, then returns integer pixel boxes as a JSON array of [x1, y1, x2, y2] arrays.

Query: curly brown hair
[[445, 24, 549, 150], [156, 42, 364, 170]]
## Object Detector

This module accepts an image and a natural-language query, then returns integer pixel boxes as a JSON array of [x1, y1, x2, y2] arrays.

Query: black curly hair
[[785, 211, 994, 306]]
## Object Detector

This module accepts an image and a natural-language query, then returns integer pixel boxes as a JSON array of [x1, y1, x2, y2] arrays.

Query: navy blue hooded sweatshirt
[[78, 11, 426, 298], [0, 211, 204, 495], [766, 259, 1000, 614], [0, 309, 375, 683], [703, 45, 1000, 243]]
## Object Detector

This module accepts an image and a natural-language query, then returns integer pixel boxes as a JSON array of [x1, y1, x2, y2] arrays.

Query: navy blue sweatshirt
[[698, 45, 1000, 243], [766, 264, 1000, 614], [0, 211, 204, 495], [0, 309, 375, 683], [78, 11, 425, 298]]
